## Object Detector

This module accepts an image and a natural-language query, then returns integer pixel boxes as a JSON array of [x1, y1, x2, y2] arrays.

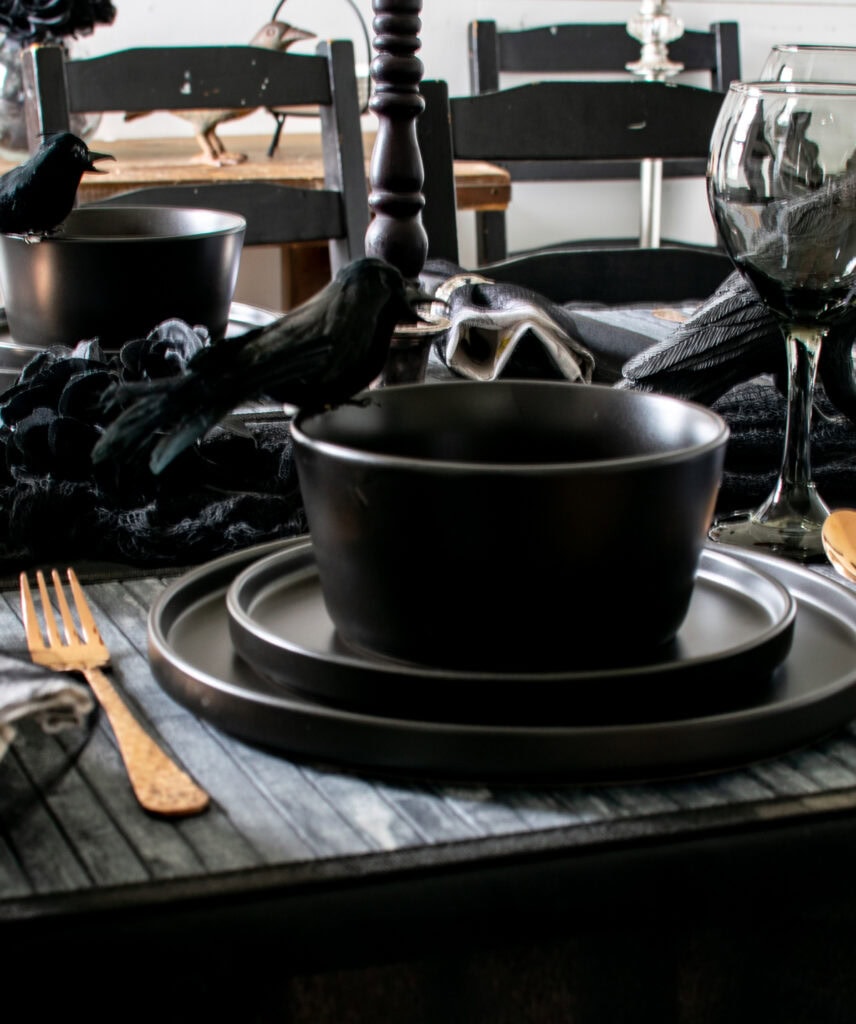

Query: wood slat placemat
[[2, 568, 856, 916]]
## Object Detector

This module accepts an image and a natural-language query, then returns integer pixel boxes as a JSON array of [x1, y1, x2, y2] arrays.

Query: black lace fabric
[[712, 378, 856, 512]]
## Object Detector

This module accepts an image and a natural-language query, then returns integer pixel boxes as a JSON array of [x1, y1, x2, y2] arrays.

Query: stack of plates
[[149, 538, 856, 783]]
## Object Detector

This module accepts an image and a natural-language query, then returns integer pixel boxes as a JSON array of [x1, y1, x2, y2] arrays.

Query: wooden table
[[69, 133, 510, 211], [5, 133, 510, 308], [3, 553, 856, 1019]]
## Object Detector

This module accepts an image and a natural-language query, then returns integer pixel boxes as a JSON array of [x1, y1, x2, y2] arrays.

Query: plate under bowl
[[226, 542, 796, 724], [147, 539, 856, 783]]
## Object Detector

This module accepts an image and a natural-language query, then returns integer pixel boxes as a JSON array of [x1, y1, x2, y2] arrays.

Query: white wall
[[80, 1, 856, 297]]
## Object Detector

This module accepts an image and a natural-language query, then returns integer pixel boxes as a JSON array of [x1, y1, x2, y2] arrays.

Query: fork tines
[[20, 568, 101, 652]]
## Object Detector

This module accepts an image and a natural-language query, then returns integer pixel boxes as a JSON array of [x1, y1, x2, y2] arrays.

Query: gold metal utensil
[[821, 510, 856, 584], [20, 569, 210, 817]]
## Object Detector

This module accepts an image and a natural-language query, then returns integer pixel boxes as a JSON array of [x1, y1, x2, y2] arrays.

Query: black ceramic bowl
[[0, 205, 246, 349], [291, 380, 729, 671]]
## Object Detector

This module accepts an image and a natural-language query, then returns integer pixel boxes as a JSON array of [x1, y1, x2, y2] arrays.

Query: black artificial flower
[[0, 0, 116, 45], [120, 319, 209, 382]]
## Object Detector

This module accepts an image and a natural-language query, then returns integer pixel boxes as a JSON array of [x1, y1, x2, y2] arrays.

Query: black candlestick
[[366, 0, 428, 280]]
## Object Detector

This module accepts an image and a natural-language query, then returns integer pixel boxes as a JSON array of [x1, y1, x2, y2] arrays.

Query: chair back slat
[[91, 183, 345, 247], [473, 21, 741, 83], [418, 78, 724, 264], [21, 40, 369, 278], [448, 81, 724, 163], [481, 247, 732, 305], [66, 47, 332, 114]]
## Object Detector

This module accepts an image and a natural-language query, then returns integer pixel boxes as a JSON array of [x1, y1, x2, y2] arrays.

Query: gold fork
[[20, 569, 210, 817]]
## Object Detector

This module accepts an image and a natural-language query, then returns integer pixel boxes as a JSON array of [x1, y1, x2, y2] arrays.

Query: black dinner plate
[[225, 542, 796, 724], [148, 538, 856, 783]]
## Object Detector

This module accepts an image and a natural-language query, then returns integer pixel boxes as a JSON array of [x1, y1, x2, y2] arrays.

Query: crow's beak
[[287, 26, 316, 43], [85, 150, 116, 174]]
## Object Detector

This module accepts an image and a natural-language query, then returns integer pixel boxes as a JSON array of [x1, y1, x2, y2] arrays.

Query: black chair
[[418, 78, 726, 268], [466, 20, 741, 263], [416, 76, 733, 376], [469, 20, 740, 94], [417, 77, 733, 389], [473, 247, 732, 307], [21, 40, 369, 275]]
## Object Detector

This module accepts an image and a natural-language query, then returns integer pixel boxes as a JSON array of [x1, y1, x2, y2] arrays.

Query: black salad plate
[[225, 542, 796, 724], [148, 538, 856, 783]]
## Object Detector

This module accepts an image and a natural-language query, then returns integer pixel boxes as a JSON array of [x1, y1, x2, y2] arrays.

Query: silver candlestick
[[626, 0, 685, 81], [626, 1, 685, 247]]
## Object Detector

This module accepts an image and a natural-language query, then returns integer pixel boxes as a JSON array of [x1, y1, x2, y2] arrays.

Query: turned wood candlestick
[[366, 0, 427, 281]]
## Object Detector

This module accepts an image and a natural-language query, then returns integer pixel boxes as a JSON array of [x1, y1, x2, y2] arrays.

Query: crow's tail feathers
[[147, 406, 225, 474], [91, 374, 222, 474]]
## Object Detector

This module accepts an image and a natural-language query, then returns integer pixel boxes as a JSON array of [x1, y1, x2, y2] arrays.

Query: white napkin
[[0, 654, 94, 760], [435, 273, 596, 384]]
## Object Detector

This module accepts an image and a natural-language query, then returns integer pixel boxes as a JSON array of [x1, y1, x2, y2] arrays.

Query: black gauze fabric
[[0, 321, 306, 572]]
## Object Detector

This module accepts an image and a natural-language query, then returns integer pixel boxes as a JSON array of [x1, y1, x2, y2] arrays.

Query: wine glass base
[[708, 510, 826, 563]]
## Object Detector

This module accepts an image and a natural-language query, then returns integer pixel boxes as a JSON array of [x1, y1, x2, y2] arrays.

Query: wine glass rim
[[770, 42, 856, 53], [732, 79, 856, 96]]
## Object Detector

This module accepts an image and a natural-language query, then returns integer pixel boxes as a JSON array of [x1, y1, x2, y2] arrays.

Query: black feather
[[620, 269, 856, 425], [619, 272, 783, 404]]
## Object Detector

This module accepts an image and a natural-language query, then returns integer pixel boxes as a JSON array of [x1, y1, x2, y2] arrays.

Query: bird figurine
[[123, 20, 316, 166], [0, 132, 113, 236], [91, 257, 434, 474], [619, 270, 856, 426]]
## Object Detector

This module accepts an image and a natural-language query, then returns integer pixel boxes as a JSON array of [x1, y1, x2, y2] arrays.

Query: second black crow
[[0, 132, 113, 236], [91, 257, 433, 474]]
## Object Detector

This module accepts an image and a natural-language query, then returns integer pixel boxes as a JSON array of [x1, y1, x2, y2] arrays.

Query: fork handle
[[83, 667, 210, 817]]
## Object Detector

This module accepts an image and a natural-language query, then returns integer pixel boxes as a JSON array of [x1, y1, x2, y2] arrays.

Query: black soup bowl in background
[[291, 380, 730, 672], [0, 205, 246, 349]]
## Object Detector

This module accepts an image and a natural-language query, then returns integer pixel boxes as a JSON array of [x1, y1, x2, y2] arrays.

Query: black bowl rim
[[0, 205, 247, 243], [292, 380, 730, 474]]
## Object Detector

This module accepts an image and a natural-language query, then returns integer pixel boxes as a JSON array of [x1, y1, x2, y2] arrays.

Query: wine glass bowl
[[707, 80, 856, 560], [761, 43, 856, 84]]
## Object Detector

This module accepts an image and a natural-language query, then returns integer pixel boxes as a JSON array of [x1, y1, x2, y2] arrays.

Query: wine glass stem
[[760, 325, 828, 520]]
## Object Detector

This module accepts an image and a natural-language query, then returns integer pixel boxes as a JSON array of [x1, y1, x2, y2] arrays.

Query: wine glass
[[707, 81, 856, 561], [761, 44, 856, 83]]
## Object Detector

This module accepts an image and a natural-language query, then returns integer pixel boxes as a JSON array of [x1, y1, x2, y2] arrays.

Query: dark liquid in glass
[[736, 259, 856, 326], [712, 196, 856, 326]]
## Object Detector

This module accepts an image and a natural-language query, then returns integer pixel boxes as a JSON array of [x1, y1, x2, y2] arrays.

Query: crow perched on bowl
[[0, 132, 113, 236]]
